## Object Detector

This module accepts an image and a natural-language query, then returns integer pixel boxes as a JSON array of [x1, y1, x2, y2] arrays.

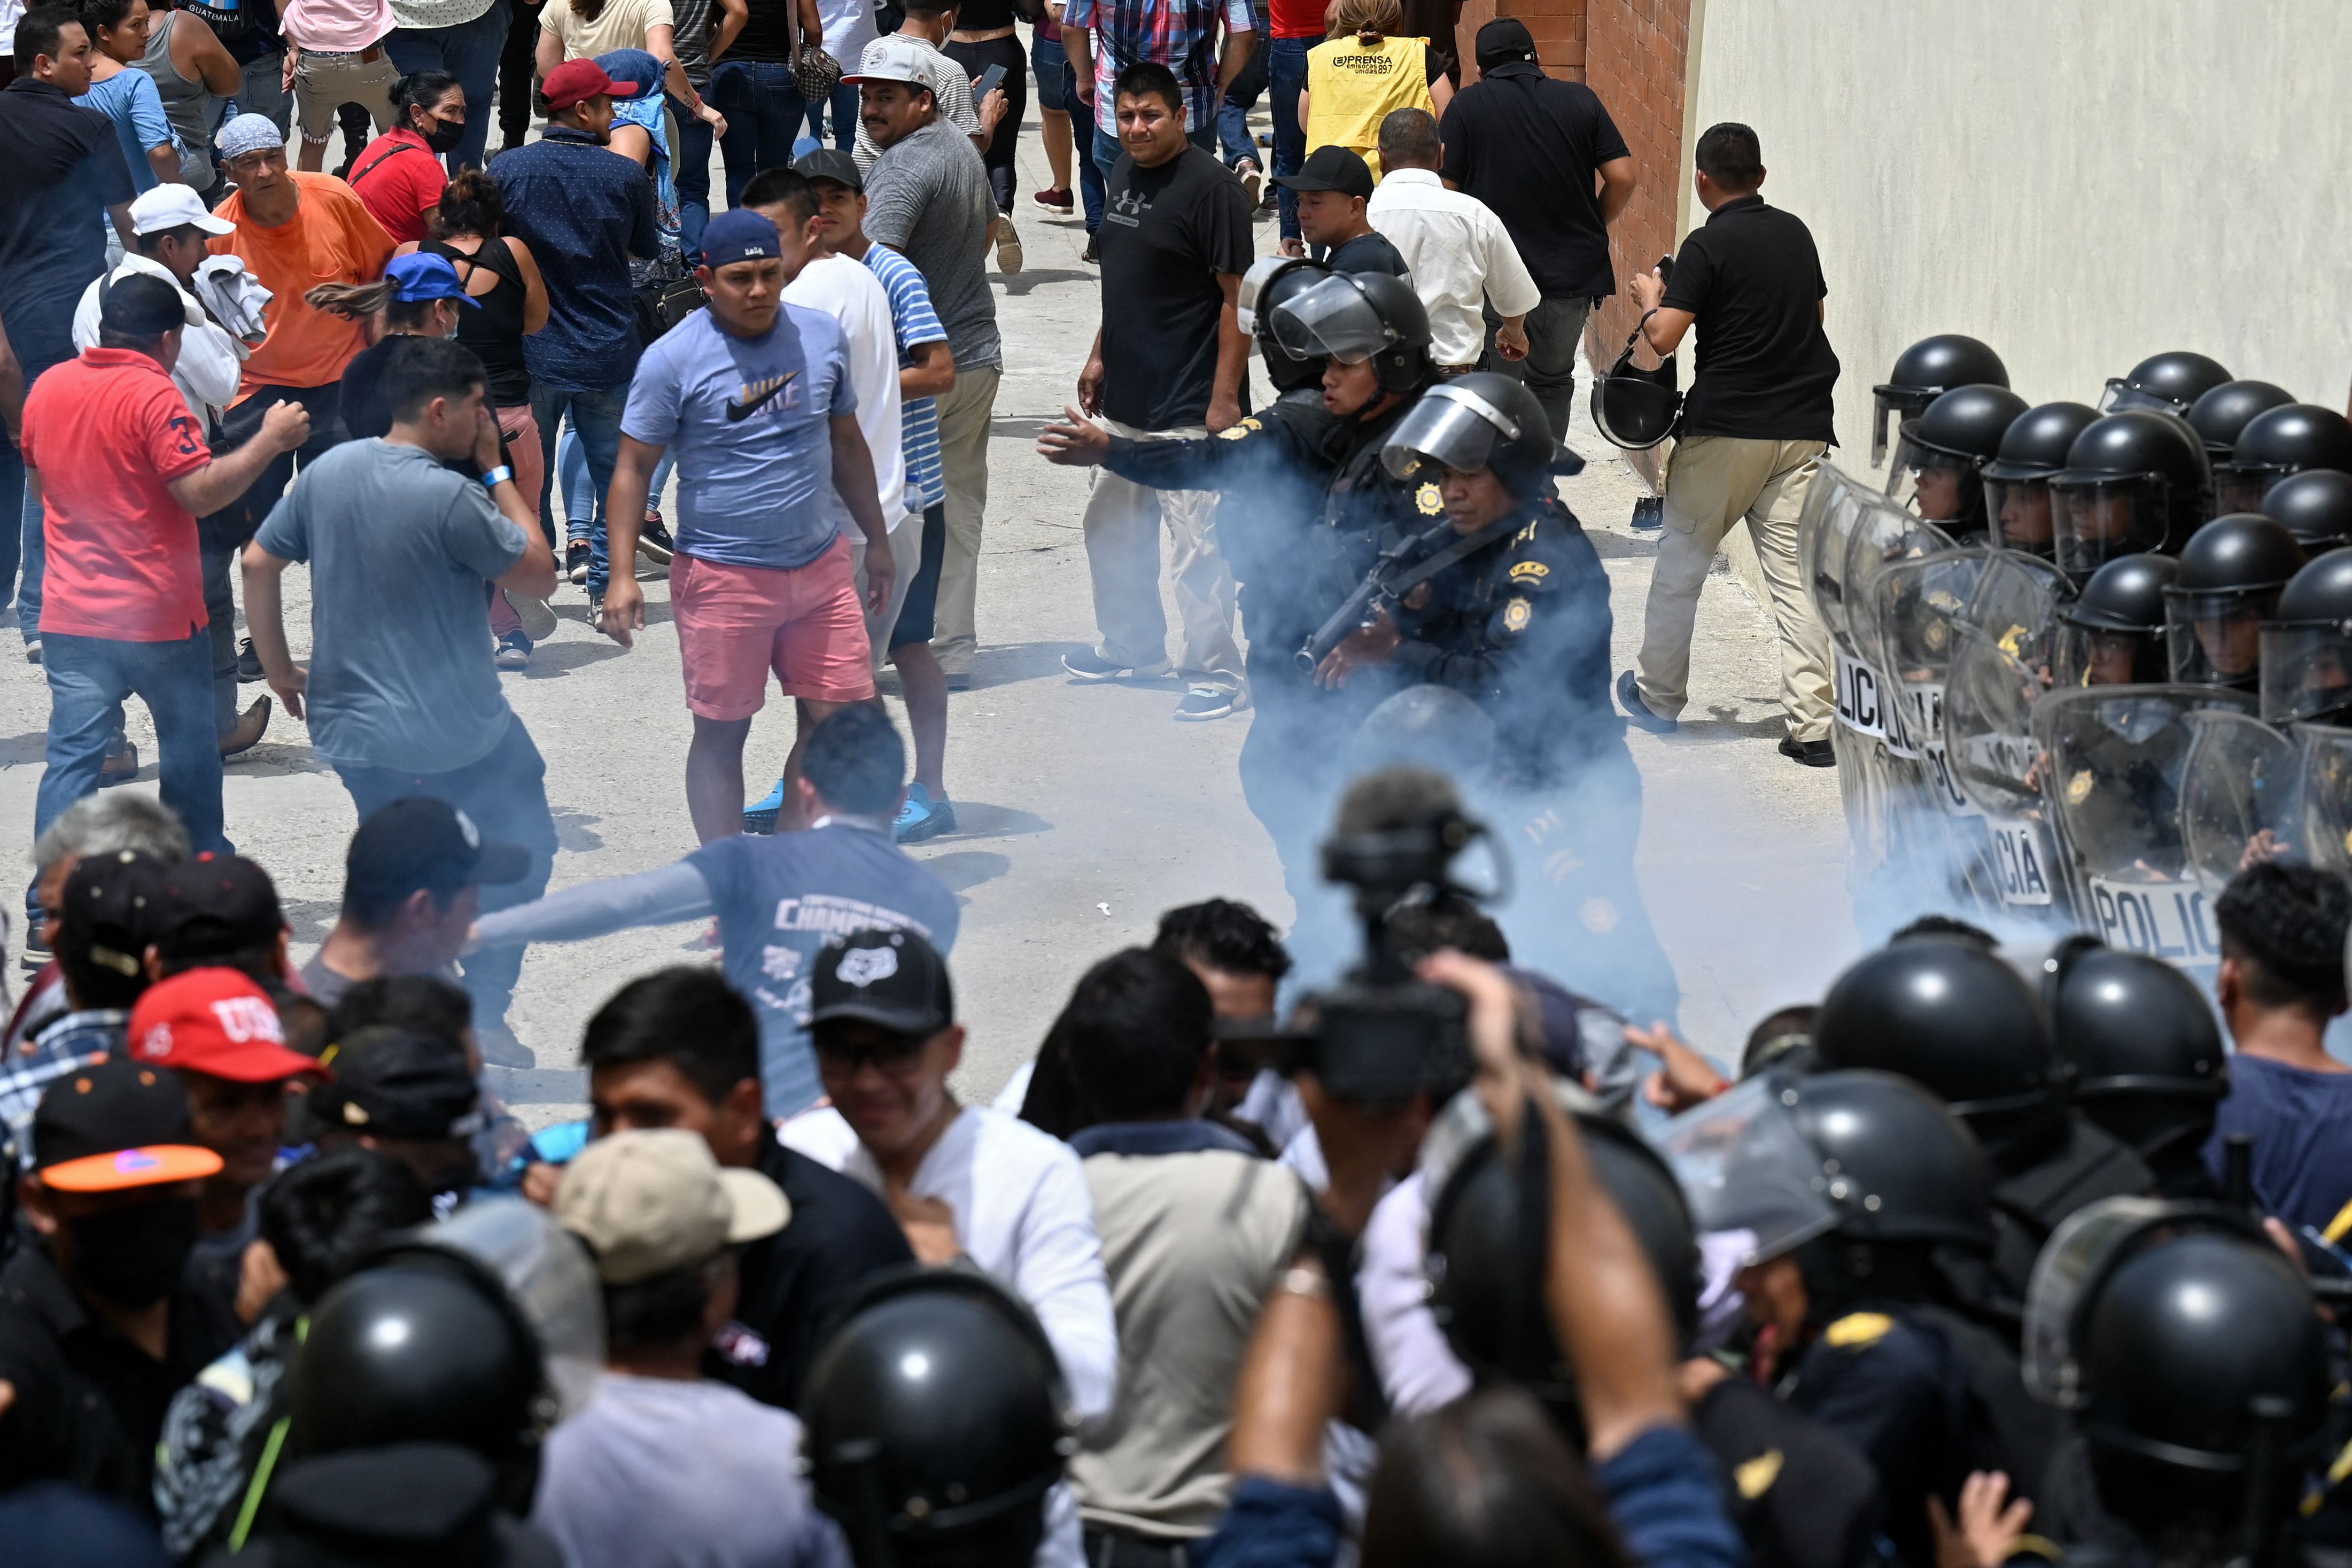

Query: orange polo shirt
[[207, 172, 395, 397]]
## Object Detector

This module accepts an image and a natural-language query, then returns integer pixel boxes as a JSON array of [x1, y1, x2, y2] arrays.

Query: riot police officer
[[2217, 403, 2352, 516], [1808, 937, 2155, 1307], [801, 1267, 1073, 1568], [1871, 333, 2011, 470], [2099, 350, 2233, 418], [2055, 555, 2178, 687], [2047, 411, 2210, 587], [1660, 1069, 2055, 1568], [2261, 468, 2352, 555], [2045, 943, 2227, 1196], [2258, 546, 2352, 728], [1423, 1084, 1885, 1568], [1981, 401, 2099, 558], [2186, 378, 2295, 470], [2163, 514, 2304, 690], [1891, 383, 2031, 540], [2023, 1202, 2327, 1567]]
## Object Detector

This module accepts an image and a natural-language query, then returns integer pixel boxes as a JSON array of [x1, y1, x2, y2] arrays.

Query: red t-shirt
[[347, 128, 447, 247], [1270, 0, 1324, 38], [20, 348, 212, 642]]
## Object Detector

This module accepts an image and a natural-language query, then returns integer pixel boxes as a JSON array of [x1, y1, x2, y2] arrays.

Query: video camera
[[1286, 787, 1496, 1104]]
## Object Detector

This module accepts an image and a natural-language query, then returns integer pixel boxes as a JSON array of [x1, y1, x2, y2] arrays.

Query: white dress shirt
[[72, 252, 248, 426], [783, 1103, 1119, 1568], [1365, 167, 1543, 368]]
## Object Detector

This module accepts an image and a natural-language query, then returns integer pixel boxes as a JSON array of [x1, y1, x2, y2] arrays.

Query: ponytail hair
[[305, 280, 443, 333], [428, 168, 508, 240], [392, 68, 462, 127]]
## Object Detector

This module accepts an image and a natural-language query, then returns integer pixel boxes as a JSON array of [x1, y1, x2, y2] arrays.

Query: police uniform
[[1689, 1371, 1889, 1568], [1988, 1117, 2156, 1305]]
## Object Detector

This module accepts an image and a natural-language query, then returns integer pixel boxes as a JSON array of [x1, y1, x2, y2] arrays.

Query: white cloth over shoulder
[[190, 254, 273, 348], [73, 253, 249, 425]]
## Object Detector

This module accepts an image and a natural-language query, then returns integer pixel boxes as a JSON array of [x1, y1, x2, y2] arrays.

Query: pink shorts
[[672, 537, 875, 720]]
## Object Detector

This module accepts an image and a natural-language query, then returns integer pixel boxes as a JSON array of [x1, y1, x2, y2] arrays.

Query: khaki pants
[[848, 508, 926, 676], [293, 45, 399, 144], [930, 362, 1000, 676], [1079, 416, 1244, 693], [1635, 434, 1835, 742]]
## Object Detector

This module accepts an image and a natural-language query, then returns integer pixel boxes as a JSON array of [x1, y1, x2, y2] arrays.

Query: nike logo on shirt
[[727, 372, 798, 422]]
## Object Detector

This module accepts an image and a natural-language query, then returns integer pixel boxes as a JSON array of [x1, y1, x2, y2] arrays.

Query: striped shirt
[[1061, 0, 1255, 137], [861, 242, 948, 510]]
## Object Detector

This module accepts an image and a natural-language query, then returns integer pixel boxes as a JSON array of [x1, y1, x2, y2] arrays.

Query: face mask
[[65, 1198, 201, 1308], [423, 115, 464, 154]]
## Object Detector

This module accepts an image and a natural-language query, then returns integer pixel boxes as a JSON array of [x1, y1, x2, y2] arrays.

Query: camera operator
[[1195, 951, 1741, 1568]]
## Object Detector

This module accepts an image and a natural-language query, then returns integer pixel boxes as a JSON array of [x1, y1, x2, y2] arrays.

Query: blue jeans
[[1067, 60, 1104, 229], [35, 630, 228, 879], [1218, 33, 1269, 168], [1268, 36, 1308, 239], [803, 80, 858, 151], [20, 476, 45, 640], [335, 712, 556, 1024], [531, 381, 628, 594], [672, 96, 713, 262], [0, 440, 21, 625], [711, 59, 806, 208], [560, 427, 671, 529], [384, 0, 509, 173]]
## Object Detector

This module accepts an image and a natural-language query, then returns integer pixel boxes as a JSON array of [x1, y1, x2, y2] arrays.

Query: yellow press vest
[[1303, 33, 1433, 182]]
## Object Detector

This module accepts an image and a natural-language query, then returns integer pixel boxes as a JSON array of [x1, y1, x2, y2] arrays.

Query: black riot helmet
[[2217, 403, 2352, 516], [283, 1257, 553, 1512], [1380, 373, 1557, 501], [2048, 945, 2227, 1164], [1268, 270, 1434, 395], [2100, 351, 2233, 418], [2258, 547, 2352, 728], [2260, 468, 2352, 554], [1236, 254, 1331, 395], [1872, 333, 2009, 467], [2047, 410, 2211, 585], [2056, 553, 2178, 687], [2025, 1204, 2327, 1546], [1981, 400, 2099, 559], [2163, 514, 2304, 690], [1657, 1068, 1998, 1266], [2186, 379, 2295, 463], [1422, 1085, 1699, 1425], [1895, 383, 2031, 533], [1811, 937, 2062, 1166], [1590, 326, 1680, 452], [802, 1266, 1073, 1568]]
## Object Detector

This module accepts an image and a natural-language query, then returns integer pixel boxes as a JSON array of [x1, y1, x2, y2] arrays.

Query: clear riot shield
[[2299, 725, 2352, 875], [1845, 506, 1958, 760], [2178, 709, 2300, 884], [2035, 684, 2257, 964], [1946, 630, 2067, 918], [1799, 463, 1890, 731]]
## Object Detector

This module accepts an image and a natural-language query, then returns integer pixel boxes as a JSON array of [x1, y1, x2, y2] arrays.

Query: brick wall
[[1581, 0, 1691, 384], [1453, 0, 1587, 81]]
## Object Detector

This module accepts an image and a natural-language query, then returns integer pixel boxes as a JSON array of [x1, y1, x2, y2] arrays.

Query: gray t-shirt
[[864, 118, 1000, 371], [254, 439, 527, 774]]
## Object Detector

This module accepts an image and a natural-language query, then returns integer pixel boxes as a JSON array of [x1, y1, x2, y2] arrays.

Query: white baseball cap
[[130, 184, 236, 238], [844, 34, 944, 92]]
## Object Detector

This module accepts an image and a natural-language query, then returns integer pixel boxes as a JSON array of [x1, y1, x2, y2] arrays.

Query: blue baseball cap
[[702, 209, 782, 268], [384, 252, 482, 308]]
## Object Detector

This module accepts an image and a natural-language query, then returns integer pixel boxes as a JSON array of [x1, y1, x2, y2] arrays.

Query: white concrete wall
[[1679, 1, 2352, 468]]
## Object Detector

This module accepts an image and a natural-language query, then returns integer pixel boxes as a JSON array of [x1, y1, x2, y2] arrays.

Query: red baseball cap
[[542, 58, 622, 111], [129, 968, 324, 1083]]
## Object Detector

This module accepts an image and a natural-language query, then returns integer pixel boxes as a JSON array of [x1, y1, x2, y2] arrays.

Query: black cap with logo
[[154, 851, 285, 963], [57, 849, 169, 982], [809, 929, 954, 1036], [795, 146, 864, 193], [346, 798, 530, 911], [313, 1027, 482, 1140]]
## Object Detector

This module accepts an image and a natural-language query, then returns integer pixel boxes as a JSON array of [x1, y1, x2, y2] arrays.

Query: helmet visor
[[2054, 620, 2168, 688], [2261, 625, 2352, 726], [1236, 254, 1308, 341], [1984, 477, 2056, 556], [2023, 1196, 2192, 1407], [2163, 586, 2278, 688], [1650, 1075, 1838, 1266], [2214, 462, 2283, 517], [2100, 378, 2190, 417], [2051, 475, 2170, 581], [1380, 386, 1507, 480], [1270, 274, 1392, 365], [1871, 387, 1931, 468]]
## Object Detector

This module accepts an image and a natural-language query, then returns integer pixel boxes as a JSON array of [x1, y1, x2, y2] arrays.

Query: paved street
[[0, 137, 1858, 1120]]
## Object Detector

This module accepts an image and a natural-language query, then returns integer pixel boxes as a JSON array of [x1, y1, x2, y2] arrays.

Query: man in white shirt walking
[[1365, 107, 1538, 376], [783, 928, 1117, 1568]]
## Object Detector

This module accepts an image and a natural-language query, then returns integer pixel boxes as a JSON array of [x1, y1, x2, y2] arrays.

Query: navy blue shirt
[[0, 80, 138, 381], [2204, 1053, 2352, 1236], [491, 127, 660, 392]]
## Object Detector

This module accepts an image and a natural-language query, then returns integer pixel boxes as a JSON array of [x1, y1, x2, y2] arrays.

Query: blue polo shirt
[[491, 127, 661, 392]]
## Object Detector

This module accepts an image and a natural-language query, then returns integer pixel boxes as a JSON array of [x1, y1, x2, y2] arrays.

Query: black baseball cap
[[57, 848, 169, 980], [808, 928, 954, 1035], [32, 1055, 224, 1192], [313, 1027, 482, 1140], [795, 146, 864, 193], [1273, 145, 1373, 201], [154, 851, 285, 962], [1473, 17, 1539, 68], [346, 798, 529, 909]]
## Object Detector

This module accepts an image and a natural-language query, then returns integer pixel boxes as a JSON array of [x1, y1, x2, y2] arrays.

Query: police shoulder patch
[[1509, 560, 1550, 583], [1733, 1449, 1783, 1500], [1415, 481, 1444, 516], [1823, 1310, 1893, 1349], [1502, 596, 1533, 633], [1218, 418, 1261, 441]]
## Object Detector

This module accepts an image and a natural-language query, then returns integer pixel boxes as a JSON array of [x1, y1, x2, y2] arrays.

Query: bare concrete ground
[[0, 120, 1857, 1124]]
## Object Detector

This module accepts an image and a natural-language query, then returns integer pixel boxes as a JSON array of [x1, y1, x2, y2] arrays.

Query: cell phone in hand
[[1656, 253, 1674, 286], [974, 63, 1008, 103]]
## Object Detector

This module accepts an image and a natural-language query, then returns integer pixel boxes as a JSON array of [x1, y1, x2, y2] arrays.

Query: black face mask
[[422, 115, 465, 154], [65, 1198, 201, 1308]]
